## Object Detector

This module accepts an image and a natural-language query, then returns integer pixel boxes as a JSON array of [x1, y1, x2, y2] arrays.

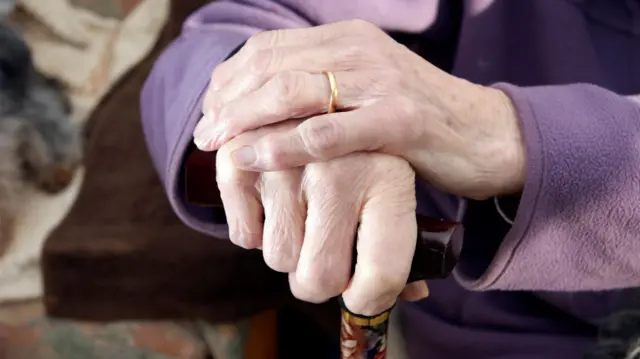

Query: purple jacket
[[140, 0, 640, 357]]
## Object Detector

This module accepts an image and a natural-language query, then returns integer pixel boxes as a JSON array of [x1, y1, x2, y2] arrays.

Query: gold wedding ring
[[324, 71, 339, 114]]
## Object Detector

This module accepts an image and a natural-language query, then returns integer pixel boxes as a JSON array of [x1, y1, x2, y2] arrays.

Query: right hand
[[216, 120, 429, 315], [195, 21, 525, 200]]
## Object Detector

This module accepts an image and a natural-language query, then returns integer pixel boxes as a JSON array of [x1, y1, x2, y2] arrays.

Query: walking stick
[[339, 215, 462, 359]]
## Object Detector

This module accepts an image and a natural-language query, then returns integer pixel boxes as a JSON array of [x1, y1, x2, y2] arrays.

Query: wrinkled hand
[[194, 20, 526, 199], [216, 120, 427, 315]]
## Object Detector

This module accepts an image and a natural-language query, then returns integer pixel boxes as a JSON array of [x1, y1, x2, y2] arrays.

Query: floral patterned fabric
[[1, 301, 202, 359], [0, 301, 257, 359]]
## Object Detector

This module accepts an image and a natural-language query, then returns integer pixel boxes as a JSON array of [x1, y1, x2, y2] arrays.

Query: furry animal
[[0, 21, 82, 257]]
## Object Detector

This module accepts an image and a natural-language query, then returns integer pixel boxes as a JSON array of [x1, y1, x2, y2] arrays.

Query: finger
[[216, 119, 304, 247], [208, 23, 351, 96], [260, 168, 305, 273], [204, 19, 385, 119], [229, 101, 410, 171], [208, 45, 327, 110], [289, 162, 358, 303], [341, 167, 417, 315], [207, 42, 368, 114], [194, 70, 368, 151], [398, 281, 429, 302], [215, 148, 263, 249]]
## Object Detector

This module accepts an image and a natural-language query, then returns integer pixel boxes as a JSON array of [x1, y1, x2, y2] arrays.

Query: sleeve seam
[[163, 39, 246, 237], [485, 85, 547, 288], [455, 84, 548, 290], [166, 40, 247, 183]]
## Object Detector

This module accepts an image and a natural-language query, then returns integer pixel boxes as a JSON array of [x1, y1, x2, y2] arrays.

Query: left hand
[[216, 120, 428, 315], [193, 19, 526, 200]]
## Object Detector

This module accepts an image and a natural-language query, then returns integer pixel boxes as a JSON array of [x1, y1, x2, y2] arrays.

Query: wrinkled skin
[[195, 19, 526, 200], [217, 120, 425, 315], [198, 20, 528, 315]]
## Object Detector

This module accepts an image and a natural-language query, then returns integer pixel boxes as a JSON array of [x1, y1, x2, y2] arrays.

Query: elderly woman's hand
[[194, 20, 526, 200], [216, 119, 427, 315]]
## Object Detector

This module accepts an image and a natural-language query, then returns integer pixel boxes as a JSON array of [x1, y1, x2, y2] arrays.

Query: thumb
[[399, 281, 430, 301], [231, 104, 393, 171]]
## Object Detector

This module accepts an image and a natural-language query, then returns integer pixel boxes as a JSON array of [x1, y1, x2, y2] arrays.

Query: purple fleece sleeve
[[455, 83, 640, 292], [139, 2, 311, 238]]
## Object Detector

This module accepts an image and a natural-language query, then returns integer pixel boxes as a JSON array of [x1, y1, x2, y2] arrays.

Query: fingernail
[[193, 136, 210, 150], [205, 108, 217, 122], [193, 107, 223, 144], [231, 146, 257, 167], [193, 116, 212, 146]]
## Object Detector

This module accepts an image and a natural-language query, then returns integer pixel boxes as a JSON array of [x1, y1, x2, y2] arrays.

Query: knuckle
[[248, 30, 277, 49], [368, 269, 407, 296], [394, 96, 419, 118], [368, 163, 416, 201], [201, 90, 214, 113], [366, 70, 404, 98], [262, 226, 302, 273], [302, 163, 339, 193], [294, 267, 347, 303], [215, 104, 237, 131], [383, 69, 405, 89], [270, 71, 302, 103], [302, 157, 366, 196], [243, 33, 263, 54], [209, 70, 224, 92], [209, 61, 232, 91], [391, 96, 425, 141], [300, 163, 322, 191], [228, 233, 245, 247], [229, 230, 261, 250], [256, 134, 287, 168], [263, 248, 297, 273], [215, 161, 244, 185], [339, 44, 366, 67], [366, 74, 394, 97], [247, 48, 275, 77], [348, 19, 378, 34], [289, 282, 319, 303], [299, 120, 342, 159]]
